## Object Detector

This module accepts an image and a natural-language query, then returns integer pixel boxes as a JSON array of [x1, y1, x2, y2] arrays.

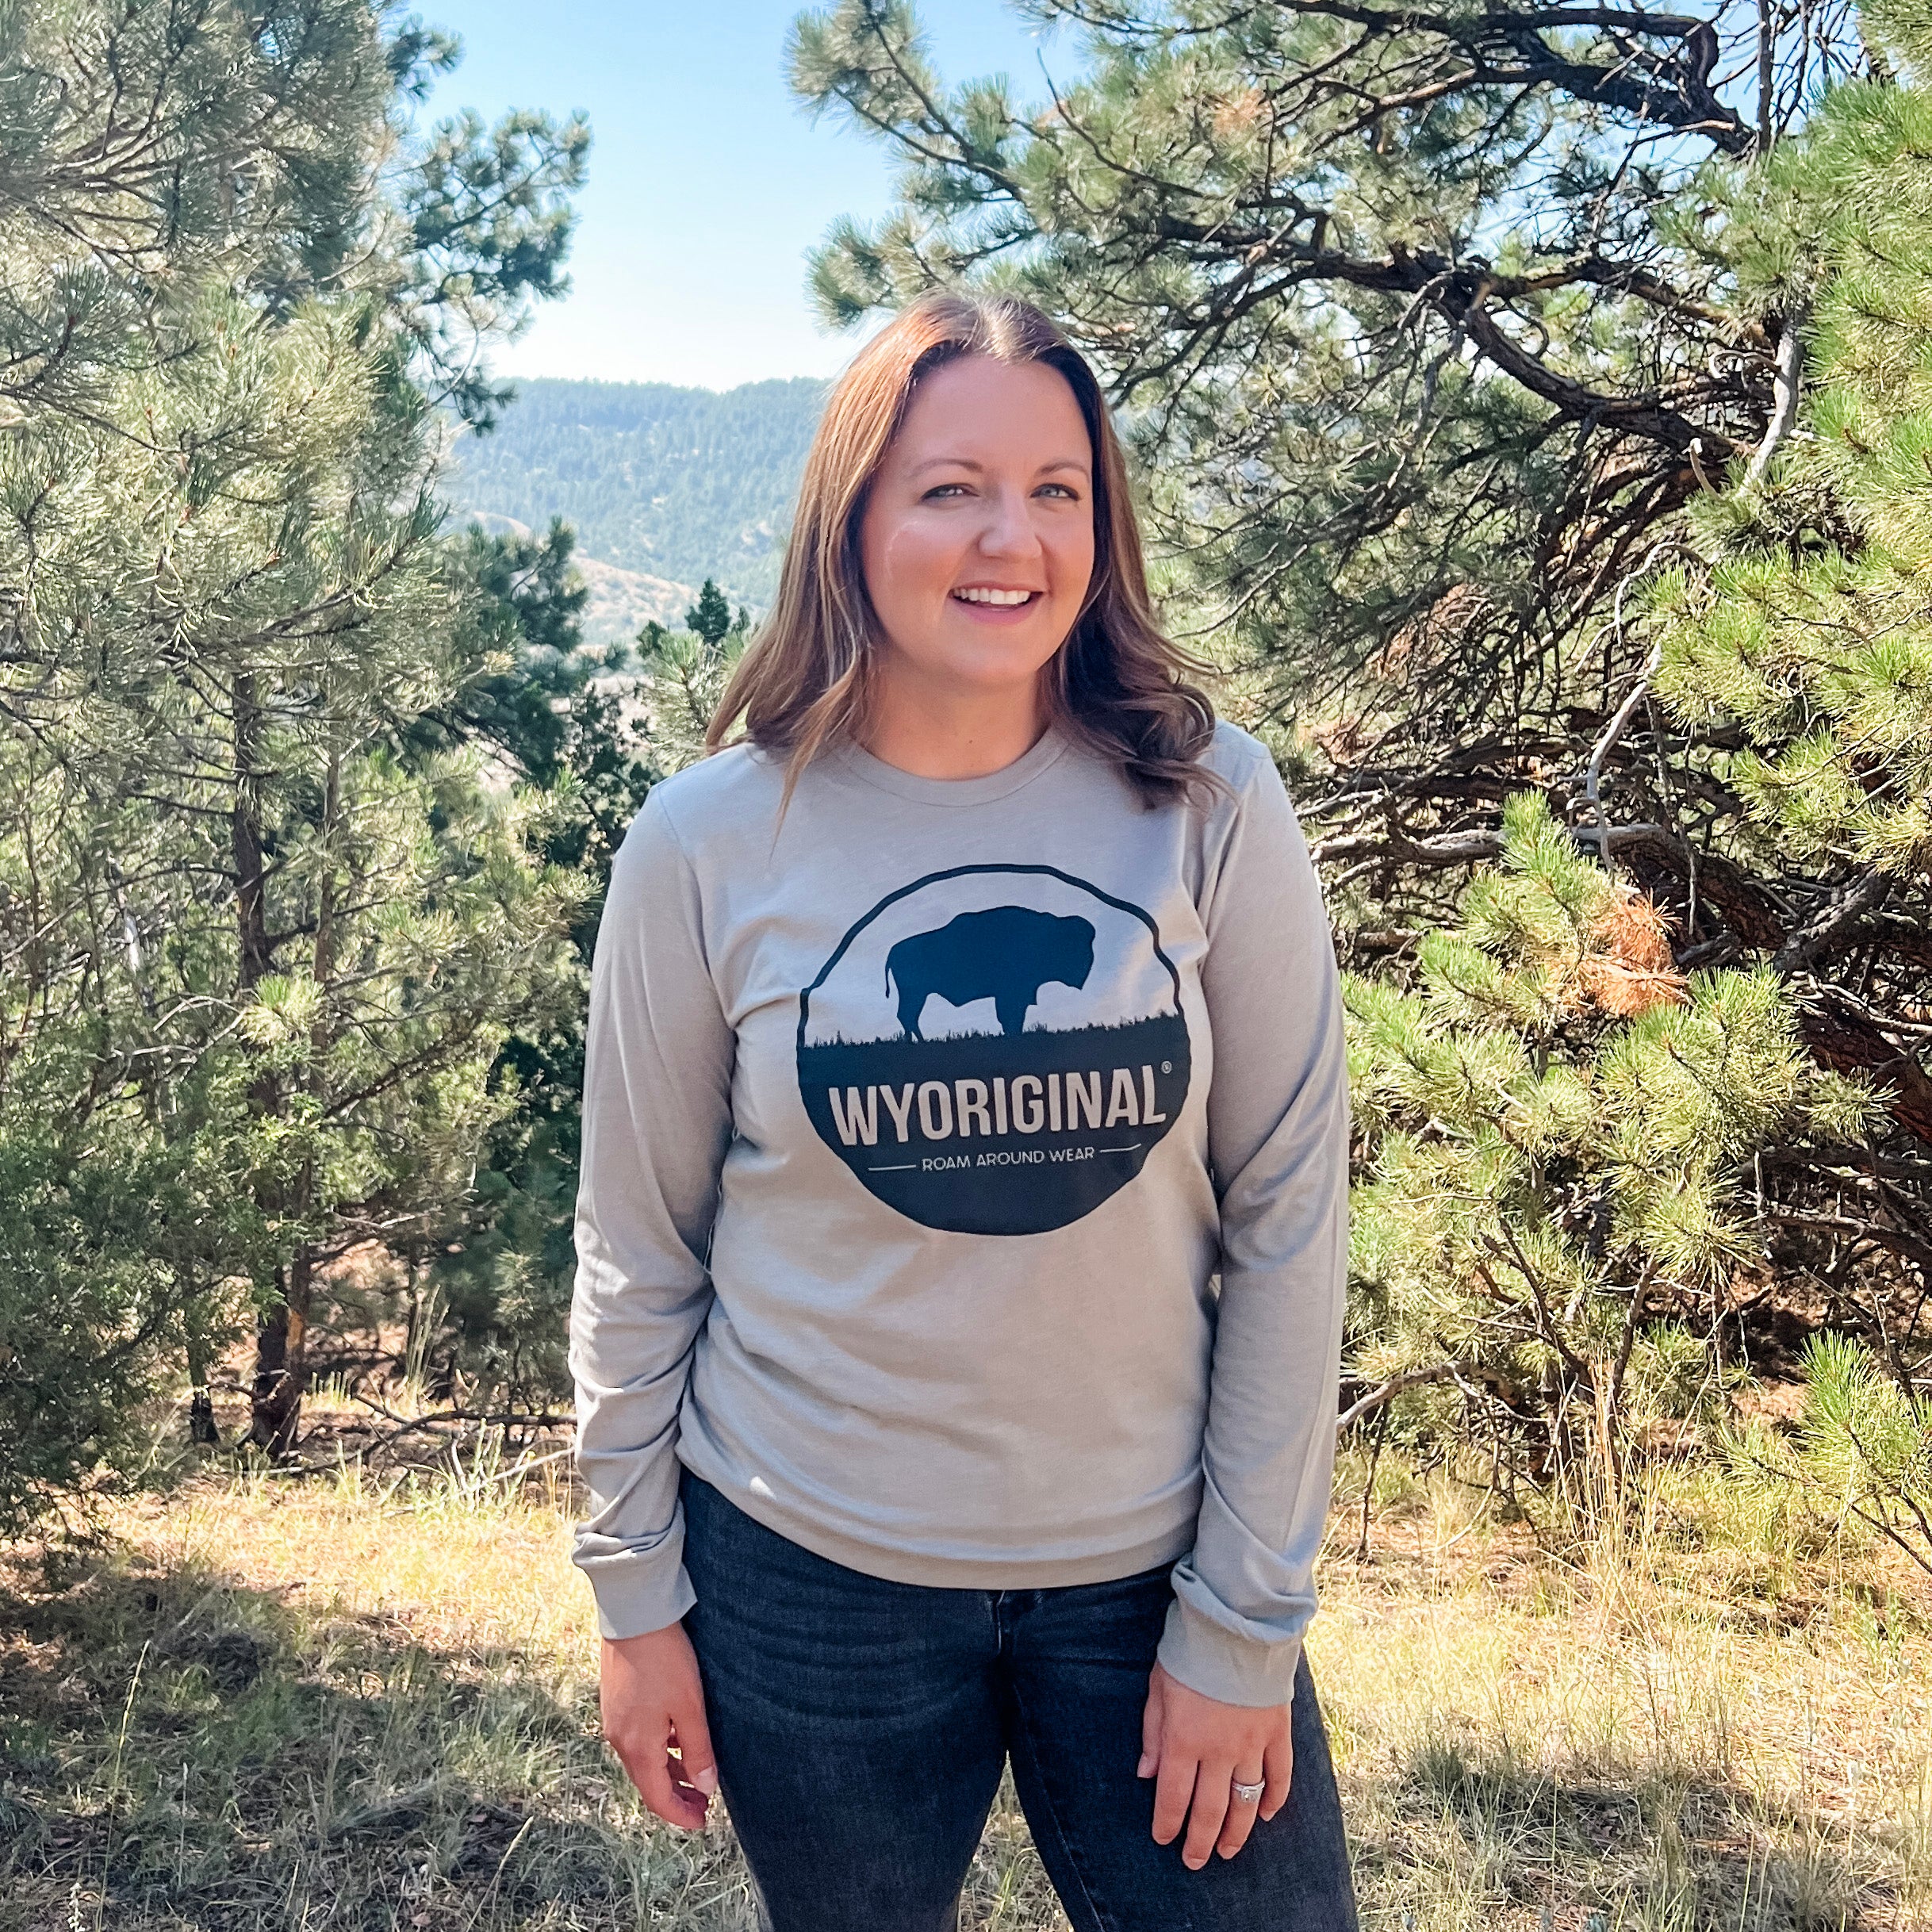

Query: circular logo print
[[798, 864, 1191, 1235]]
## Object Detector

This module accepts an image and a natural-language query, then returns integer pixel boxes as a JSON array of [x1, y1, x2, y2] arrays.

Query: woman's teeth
[[953, 588, 1036, 606]]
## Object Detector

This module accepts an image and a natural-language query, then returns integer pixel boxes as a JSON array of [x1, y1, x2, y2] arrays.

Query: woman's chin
[[881, 634, 1061, 702], [942, 623, 1068, 682]]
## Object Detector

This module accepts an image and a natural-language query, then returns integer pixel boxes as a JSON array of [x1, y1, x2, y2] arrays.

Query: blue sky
[[420, 2, 1067, 391]]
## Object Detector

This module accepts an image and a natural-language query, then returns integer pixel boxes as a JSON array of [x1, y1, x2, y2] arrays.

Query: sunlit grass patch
[[1322, 1458, 1932, 1930], [2, 1453, 1927, 1930]]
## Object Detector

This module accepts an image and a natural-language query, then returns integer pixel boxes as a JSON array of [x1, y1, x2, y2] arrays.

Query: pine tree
[[685, 578, 734, 650], [421, 523, 656, 1413], [633, 631, 740, 776], [793, 0, 1932, 1430], [788, 0, 1830, 747], [0, 0, 587, 1502], [1724, 1333, 1932, 1574], [1345, 794, 1873, 1512], [1354, 9, 1932, 1495], [1648, 7, 1932, 1148]]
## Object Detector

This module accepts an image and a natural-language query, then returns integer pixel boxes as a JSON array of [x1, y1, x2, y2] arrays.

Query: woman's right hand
[[599, 1621, 718, 1830]]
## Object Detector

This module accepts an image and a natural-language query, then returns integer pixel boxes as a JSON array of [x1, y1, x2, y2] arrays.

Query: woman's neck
[[860, 672, 1051, 781]]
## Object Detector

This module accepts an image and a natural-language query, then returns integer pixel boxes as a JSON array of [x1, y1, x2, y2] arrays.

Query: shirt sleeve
[[568, 791, 735, 1640], [1156, 746, 1351, 1707]]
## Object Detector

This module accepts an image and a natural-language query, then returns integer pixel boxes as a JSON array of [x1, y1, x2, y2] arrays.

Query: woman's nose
[[977, 487, 1041, 557]]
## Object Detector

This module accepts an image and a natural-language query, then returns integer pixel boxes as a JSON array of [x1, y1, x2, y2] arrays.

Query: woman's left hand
[[1138, 1662, 1293, 1868]]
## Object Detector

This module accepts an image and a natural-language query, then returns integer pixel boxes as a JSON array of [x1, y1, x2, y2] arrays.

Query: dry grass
[[2, 1429, 1928, 1931], [1324, 1455, 1932, 1930]]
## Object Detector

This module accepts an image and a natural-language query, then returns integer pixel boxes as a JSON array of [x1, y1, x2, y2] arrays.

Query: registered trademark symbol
[[1161, 1061, 1171, 1074]]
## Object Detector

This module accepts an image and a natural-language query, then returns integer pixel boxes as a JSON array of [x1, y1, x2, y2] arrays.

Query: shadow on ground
[[0, 1541, 755, 1932]]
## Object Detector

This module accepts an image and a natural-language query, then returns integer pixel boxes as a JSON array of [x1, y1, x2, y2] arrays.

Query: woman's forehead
[[891, 355, 1091, 463]]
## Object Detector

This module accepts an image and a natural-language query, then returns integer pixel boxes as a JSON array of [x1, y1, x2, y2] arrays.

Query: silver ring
[[1231, 1778, 1264, 1804]]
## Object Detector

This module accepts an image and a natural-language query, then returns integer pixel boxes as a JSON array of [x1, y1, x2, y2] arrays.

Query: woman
[[569, 291, 1356, 1931]]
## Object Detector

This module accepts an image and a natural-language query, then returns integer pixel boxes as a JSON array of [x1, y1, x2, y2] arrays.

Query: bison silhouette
[[885, 906, 1096, 1040]]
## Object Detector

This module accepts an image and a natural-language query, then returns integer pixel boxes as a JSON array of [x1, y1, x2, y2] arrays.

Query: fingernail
[[694, 1767, 719, 1796], [1136, 1754, 1154, 1778]]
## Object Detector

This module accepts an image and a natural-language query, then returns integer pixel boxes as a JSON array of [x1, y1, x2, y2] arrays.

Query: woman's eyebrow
[[907, 455, 1091, 477]]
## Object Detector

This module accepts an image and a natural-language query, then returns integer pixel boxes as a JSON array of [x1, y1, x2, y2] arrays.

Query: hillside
[[447, 377, 825, 644], [464, 511, 695, 642]]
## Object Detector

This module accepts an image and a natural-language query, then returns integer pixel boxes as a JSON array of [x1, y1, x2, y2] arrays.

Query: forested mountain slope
[[447, 377, 824, 634]]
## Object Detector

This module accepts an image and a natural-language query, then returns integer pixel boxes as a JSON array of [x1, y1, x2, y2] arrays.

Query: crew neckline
[[827, 723, 1071, 806]]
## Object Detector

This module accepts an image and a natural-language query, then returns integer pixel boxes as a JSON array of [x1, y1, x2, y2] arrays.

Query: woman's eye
[[1037, 483, 1079, 500], [923, 483, 970, 500]]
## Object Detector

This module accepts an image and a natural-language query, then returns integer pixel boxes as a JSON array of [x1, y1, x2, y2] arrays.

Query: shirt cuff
[[579, 1554, 697, 1642], [1156, 1593, 1303, 1708]]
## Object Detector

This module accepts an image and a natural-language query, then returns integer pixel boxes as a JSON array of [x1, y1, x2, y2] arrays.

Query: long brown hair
[[704, 290, 1218, 807]]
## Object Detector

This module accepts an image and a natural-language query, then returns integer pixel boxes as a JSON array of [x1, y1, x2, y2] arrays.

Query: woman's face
[[857, 354, 1096, 706]]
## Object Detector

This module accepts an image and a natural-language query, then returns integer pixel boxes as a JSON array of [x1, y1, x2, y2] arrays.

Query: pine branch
[[1798, 999, 1932, 1148], [1336, 1361, 1469, 1429], [1742, 308, 1806, 489]]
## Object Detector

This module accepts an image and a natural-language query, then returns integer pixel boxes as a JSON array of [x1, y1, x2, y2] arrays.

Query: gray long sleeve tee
[[568, 720, 1349, 1706]]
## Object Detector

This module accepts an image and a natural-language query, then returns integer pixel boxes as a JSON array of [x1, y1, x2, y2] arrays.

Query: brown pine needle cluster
[[1577, 888, 1688, 1018]]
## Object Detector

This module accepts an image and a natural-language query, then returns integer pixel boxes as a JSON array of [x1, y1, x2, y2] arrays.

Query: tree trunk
[[249, 1252, 314, 1454], [1593, 1360, 1623, 1516], [232, 671, 274, 997], [188, 1390, 220, 1446], [234, 668, 300, 1448], [185, 1302, 220, 1446]]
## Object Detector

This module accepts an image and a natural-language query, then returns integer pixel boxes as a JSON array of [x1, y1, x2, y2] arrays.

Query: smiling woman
[[569, 291, 1359, 1932], [706, 292, 1220, 807], [857, 355, 1094, 775]]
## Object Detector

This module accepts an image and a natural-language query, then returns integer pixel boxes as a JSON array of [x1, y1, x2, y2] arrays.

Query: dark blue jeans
[[680, 1471, 1359, 1932]]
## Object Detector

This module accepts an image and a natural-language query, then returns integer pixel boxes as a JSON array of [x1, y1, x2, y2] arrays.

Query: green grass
[[2, 1428, 1928, 1930]]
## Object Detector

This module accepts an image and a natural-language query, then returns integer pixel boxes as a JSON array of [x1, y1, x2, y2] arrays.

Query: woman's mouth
[[951, 587, 1041, 608]]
